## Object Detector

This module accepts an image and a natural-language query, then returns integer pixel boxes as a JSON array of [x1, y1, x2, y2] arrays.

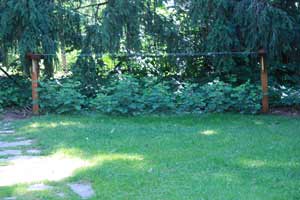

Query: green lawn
[[1, 114, 300, 199]]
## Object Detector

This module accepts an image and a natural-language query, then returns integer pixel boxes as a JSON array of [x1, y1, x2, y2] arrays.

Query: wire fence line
[[29, 51, 259, 59]]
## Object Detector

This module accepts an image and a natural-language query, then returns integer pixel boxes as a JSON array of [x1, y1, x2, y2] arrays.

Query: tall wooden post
[[259, 49, 269, 113], [27, 54, 41, 115], [61, 46, 67, 73]]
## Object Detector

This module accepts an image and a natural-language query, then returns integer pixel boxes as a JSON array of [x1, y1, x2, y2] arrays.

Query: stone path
[[0, 150, 22, 156], [0, 140, 33, 148], [68, 183, 95, 199], [0, 120, 95, 200], [2, 197, 17, 200], [27, 183, 53, 191], [0, 130, 15, 134], [26, 149, 41, 154]]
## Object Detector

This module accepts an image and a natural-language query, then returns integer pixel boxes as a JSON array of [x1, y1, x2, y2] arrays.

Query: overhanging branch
[[75, 1, 108, 10]]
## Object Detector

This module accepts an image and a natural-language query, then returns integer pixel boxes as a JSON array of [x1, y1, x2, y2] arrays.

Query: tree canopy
[[0, 0, 299, 85]]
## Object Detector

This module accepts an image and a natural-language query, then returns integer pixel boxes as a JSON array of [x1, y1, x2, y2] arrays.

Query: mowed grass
[[1, 114, 300, 199]]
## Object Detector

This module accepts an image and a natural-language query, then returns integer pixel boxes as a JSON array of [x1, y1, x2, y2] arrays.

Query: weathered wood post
[[27, 53, 41, 115], [258, 49, 269, 113], [61, 46, 67, 73]]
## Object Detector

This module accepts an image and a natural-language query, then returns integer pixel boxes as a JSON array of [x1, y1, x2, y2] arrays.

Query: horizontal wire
[[31, 51, 258, 58]]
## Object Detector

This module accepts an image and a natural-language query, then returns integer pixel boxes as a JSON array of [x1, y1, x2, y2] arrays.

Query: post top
[[258, 48, 267, 56], [26, 53, 44, 60]]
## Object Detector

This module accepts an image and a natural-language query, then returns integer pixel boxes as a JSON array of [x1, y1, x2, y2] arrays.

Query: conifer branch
[[75, 1, 108, 10]]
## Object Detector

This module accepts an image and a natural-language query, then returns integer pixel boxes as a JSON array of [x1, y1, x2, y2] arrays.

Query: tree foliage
[[0, 0, 299, 85]]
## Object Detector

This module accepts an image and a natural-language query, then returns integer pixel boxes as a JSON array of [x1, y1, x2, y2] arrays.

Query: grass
[[0, 113, 300, 199]]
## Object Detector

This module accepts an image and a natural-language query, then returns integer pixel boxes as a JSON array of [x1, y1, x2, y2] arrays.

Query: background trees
[[0, 0, 299, 85]]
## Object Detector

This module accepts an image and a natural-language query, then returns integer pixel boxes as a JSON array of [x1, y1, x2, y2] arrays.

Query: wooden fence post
[[27, 53, 41, 115], [259, 49, 269, 113], [61, 46, 67, 73]]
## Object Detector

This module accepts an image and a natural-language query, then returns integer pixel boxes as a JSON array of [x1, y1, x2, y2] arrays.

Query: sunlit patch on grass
[[26, 121, 79, 129], [0, 150, 144, 187], [200, 130, 217, 136], [253, 120, 264, 125], [213, 172, 237, 183], [240, 159, 266, 168], [0, 154, 90, 187], [90, 153, 144, 165], [53, 148, 85, 157], [239, 158, 300, 169]]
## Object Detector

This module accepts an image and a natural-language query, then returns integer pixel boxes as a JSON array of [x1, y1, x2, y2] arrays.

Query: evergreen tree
[[0, 0, 299, 85], [0, 0, 82, 77]]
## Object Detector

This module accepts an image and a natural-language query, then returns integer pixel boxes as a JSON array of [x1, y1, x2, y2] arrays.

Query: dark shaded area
[[271, 107, 300, 117]]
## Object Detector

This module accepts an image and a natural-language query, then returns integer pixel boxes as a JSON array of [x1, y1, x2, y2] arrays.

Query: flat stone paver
[[0, 140, 33, 148], [27, 183, 53, 191], [26, 149, 41, 154], [15, 137, 26, 141], [0, 150, 22, 156], [2, 197, 17, 200], [68, 182, 95, 199], [0, 130, 15, 134], [56, 192, 66, 198], [2, 123, 12, 128]]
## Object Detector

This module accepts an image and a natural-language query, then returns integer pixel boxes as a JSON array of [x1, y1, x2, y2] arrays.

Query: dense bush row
[[0, 76, 31, 112], [38, 76, 262, 114], [38, 80, 86, 114], [270, 86, 300, 109], [1, 75, 299, 115], [89, 76, 262, 115]]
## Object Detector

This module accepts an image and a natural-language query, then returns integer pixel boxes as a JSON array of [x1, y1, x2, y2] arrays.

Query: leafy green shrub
[[90, 75, 262, 115], [269, 86, 282, 107], [268, 86, 300, 108], [176, 83, 206, 113], [0, 75, 263, 115], [0, 76, 31, 111], [39, 79, 86, 114], [90, 75, 144, 115], [91, 76, 176, 115], [230, 82, 262, 114], [177, 81, 261, 114], [201, 81, 233, 113], [280, 88, 300, 107], [0, 75, 264, 115], [142, 79, 175, 113]]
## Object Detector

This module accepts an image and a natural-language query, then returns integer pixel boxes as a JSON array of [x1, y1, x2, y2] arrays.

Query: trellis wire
[[31, 51, 258, 58]]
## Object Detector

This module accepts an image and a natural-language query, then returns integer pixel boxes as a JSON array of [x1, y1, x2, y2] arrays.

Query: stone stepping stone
[[2, 123, 12, 128], [68, 182, 95, 199], [2, 197, 17, 200], [0, 140, 33, 148], [27, 183, 53, 191], [56, 192, 66, 198], [0, 150, 22, 156], [26, 149, 41, 154], [0, 130, 15, 134], [15, 137, 26, 141]]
